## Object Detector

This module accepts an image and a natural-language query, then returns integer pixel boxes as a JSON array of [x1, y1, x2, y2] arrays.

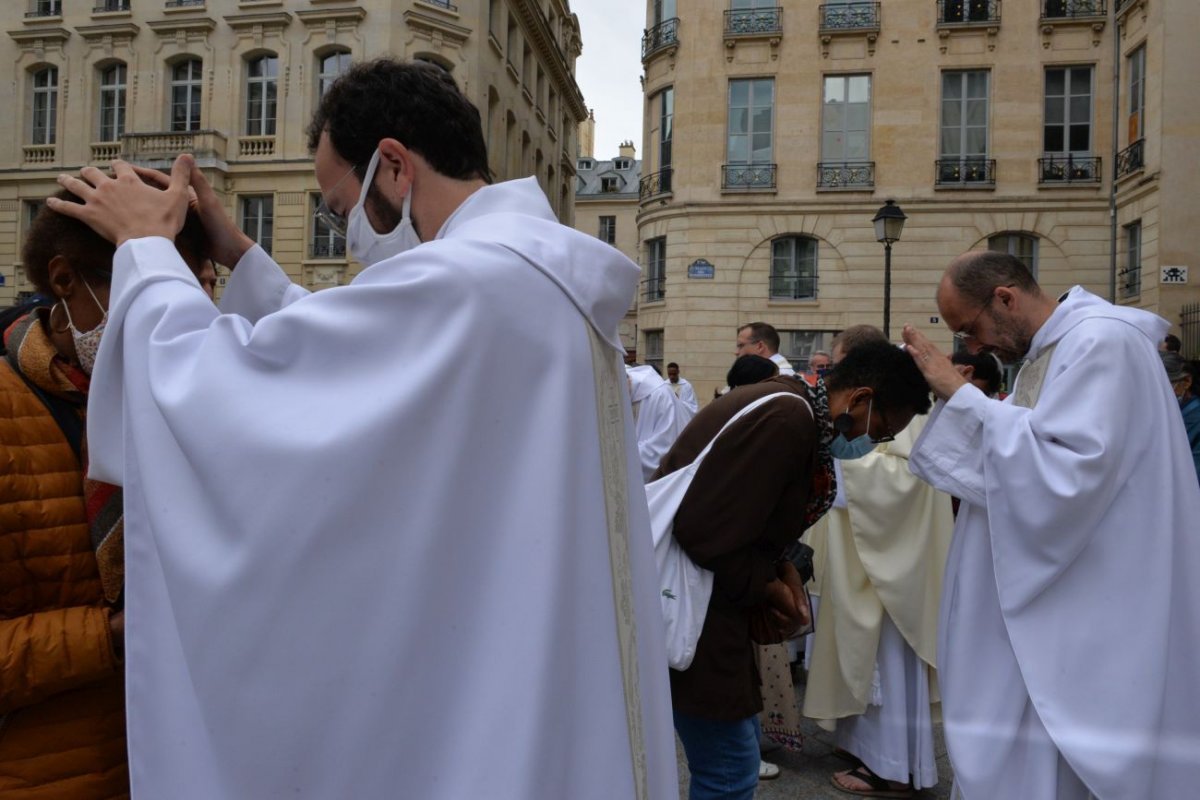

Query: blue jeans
[[673, 710, 760, 800]]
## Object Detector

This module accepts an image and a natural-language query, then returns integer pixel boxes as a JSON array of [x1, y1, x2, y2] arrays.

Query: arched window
[[99, 63, 127, 142], [770, 236, 818, 300], [171, 59, 203, 132], [245, 54, 278, 136], [317, 49, 351, 100], [31, 66, 58, 145], [988, 232, 1039, 278]]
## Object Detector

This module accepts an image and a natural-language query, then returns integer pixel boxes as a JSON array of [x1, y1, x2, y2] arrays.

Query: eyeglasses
[[313, 163, 361, 237], [952, 288, 1005, 342]]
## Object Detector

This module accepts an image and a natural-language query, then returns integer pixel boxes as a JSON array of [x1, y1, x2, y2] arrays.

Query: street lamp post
[[872, 199, 908, 338]]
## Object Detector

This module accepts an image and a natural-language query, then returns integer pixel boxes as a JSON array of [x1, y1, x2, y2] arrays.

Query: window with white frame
[[317, 50, 351, 101], [726, 78, 774, 187], [31, 66, 58, 145], [599, 216, 617, 245], [1128, 45, 1145, 143], [240, 195, 274, 256], [780, 330, 838, 373], [643, 329, 664, 374], [98, 63, 127, 143], [645, 236, 666, 302], [822, 75, 871, 164], [988, 233, 1039, 278], [245, 55, 278, 137], [1122, 220, 1142, 298], [940, 70, 990, 181], [1044, 66, 1092, 156], [171, 59, 203, 132], [310, 194, 346, 259], [770, 236, 818, 300]]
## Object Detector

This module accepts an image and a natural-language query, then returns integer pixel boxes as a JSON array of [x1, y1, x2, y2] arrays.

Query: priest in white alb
[[627, 363, 688, 480], [901, 250, 1200, 799], [49, 59, 678, 800]]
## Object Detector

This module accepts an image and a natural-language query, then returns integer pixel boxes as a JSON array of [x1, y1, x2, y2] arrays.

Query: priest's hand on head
[[48, 155, 192, 248], [902, 324, 968, 402]]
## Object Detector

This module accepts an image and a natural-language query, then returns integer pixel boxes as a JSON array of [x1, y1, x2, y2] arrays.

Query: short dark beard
[[365, 182, 403, 233]]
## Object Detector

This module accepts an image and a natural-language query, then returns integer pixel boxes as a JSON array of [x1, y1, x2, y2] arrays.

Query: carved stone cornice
[[512, 0, 585, 121], [402, 8, 471, 47]]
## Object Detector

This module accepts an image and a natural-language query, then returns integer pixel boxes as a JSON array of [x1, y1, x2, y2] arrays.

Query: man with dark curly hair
[[50, 58, 677, 799]]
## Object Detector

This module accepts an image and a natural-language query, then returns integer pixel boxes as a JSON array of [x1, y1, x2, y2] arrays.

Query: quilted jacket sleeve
[[0, 606, 118, 714]]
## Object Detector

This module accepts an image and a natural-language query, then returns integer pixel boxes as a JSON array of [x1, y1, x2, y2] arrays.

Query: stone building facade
[[637, 0, 1199, 400], [1, 0, 586, 302]]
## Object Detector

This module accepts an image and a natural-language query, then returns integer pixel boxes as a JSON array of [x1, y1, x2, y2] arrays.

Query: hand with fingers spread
[[131, 158, 254, 268], [48, 156, 193, 248], [902, 324, 968, 402]]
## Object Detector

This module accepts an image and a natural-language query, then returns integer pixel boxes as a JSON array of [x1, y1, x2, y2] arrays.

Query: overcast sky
[[571, 0, 646, 160]]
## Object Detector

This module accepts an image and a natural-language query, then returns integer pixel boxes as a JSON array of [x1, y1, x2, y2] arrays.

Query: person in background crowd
[[1160, 333, 1181, 352], [803, 350, 832, 387], [949, 350, 1003, 398], [666, 361, 700, 416], [1161, 351, 1200, 484], [904, 250, 1200, 799], [736, 321, 795, 376], [628, 363, 689, 480]]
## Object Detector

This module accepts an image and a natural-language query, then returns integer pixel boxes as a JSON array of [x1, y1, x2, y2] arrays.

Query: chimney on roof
[[577, 110, 596, 159], [618, 140, 636, 158]]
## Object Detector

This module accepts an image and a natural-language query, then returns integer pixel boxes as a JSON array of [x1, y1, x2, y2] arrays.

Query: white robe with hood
[[910, 287, 1200, 799], [86, 178, 679, 799], [626, 364, 686, 481]]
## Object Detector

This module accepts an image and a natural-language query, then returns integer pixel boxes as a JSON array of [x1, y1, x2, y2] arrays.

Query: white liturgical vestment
[[669, 377, 699, 416], [910, 287, 1200, 799], [86, 178, 678, 799], [627, 364, 687, 480]]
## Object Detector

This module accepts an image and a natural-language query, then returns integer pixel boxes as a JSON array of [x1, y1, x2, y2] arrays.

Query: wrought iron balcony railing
[[938, 0, 1000, 25], [1038, 154, 1101, 184], [722, 163, 777, 190], [165, 0, 205, 8], [642, 275, 666, 303], [642, 18, 679, 61], [725, 7, 783, 37], [310, 240, 347, 259], [935, 157, 996, 186], [26, 2, 62, 18], [1118, 265, 1141, 298], [639, 167, 673, 201], [817, 161, 875, 189], [1042, 0, 1106, 19], [1116, 139, 1144, 178], [770, 275, 817, 301], [819, 2, 881, 31], [94, 0, 131, 11], [1115, 0, 1133, 12]]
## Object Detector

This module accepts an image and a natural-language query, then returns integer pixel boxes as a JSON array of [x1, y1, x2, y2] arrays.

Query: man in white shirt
[[51, 58, 677, 800], [902, 250, 1200, 799], [665, 361, 699, 416], [735, 322, 795, 376]]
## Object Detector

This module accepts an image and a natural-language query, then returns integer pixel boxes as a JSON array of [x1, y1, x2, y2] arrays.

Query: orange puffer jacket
[[0, 356, 129, 799]]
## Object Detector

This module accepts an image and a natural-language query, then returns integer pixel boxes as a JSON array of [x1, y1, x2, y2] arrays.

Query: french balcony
[[819, 2, 881, 32], [642, 17, 679, 61], [1116, 139, 1144, 179], [309, 240, 347, 259], [94, 0, 131, 11], [90, 141, 122, 162], [722, 163, 777, 191], [1038, 154, 1101, 184], [817, 161, 875, 189], [725, 6, 782, 38], [1118, 264, 1140, 299], [937, 0, 1000, 26], [1041, 0, 1106, 19], [123, 130, 228, 164], [935, 157, 996, 187], [165, 0, 205, 8], [25, 1, 62, 18], [237, 135, 276, 157], [639, 167, 673, 201], [769, 275, 817, 301], [642, 275, 666, 303], [22, 144, 56, 164]]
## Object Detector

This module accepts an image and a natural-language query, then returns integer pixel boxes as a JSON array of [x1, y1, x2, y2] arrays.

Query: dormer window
[[601, 176, 620, 192], [614, 158, 631, 170], [577, 158, 593, 170]]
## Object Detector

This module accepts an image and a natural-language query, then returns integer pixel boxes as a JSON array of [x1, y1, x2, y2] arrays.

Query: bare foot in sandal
[[830, 765, 914, 798]]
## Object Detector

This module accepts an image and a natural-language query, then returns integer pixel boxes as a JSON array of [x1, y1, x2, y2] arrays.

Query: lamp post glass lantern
[[872, 199, 907, 337]]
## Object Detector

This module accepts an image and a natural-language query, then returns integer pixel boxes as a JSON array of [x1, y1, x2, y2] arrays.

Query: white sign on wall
[[1162, 266, 1188, 285]]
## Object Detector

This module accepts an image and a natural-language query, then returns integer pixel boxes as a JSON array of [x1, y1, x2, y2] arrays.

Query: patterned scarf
[[801, 377, 837, 530], [6, 311, 125, 606]]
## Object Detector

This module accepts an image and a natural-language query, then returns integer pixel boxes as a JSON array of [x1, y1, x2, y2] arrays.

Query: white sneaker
[[759, 759, 781, 780]]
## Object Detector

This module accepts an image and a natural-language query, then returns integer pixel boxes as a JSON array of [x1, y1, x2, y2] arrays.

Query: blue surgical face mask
[[830, 397, 877, 460]]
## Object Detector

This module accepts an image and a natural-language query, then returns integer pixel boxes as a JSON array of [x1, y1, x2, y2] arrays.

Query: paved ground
[[676, 669, 954, 799]]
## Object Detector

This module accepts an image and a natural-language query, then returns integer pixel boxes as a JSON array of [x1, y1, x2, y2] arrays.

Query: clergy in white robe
[[80, 172, 679, 799], [627, 364, 687, 481], [804, 416, 954, 792], [904, 257, 1200, 799], [666, 363, 700, 416]]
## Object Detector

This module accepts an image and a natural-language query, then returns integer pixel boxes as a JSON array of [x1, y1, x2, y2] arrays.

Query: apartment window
[[23, 200, 45, 238], [941, 0, 995, 23], [1044, 66, 1092, 156], [1128, 45, 1145, 143], [578, 158, 593, 170], [600, 175, 621, 192], [310, 194, 346, 259], [821, 74, 871, 186], [653, 0, 677, 25], [31, 66, 58, 145], [657, 86, 674, 189], [245, 55, 278, 137], [780, 330, 838, 373], [507, 15, 519, 64], [240, 195, 274, 256], [31, 0, 61, 16], [1121, 221, 1141, 298], [171, 59, 203, 132], [317, 50, 351, 100], [98, 63, 127, 142], [488, 0, 501, 37], [939, 70, 991, 184], [645, 237, 666, 302], [725, 78, 774, 188], [95, 0, 131, 10], [988, 233, 1039, 278], [770, 236, 818, 300], [643, 330, 664, 375], [599, 216, 616, 244]]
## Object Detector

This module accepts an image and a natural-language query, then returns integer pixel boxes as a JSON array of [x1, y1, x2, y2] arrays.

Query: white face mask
[[60, 280, 108, 376], [345, 149, 421, 267]]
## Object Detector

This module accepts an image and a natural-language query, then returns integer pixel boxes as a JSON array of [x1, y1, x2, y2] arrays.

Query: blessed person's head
[[823, 340, 933, 445], [830, 325, 888, 365], [951, 350, 1004, 398], [726, 354, 779, 388]]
